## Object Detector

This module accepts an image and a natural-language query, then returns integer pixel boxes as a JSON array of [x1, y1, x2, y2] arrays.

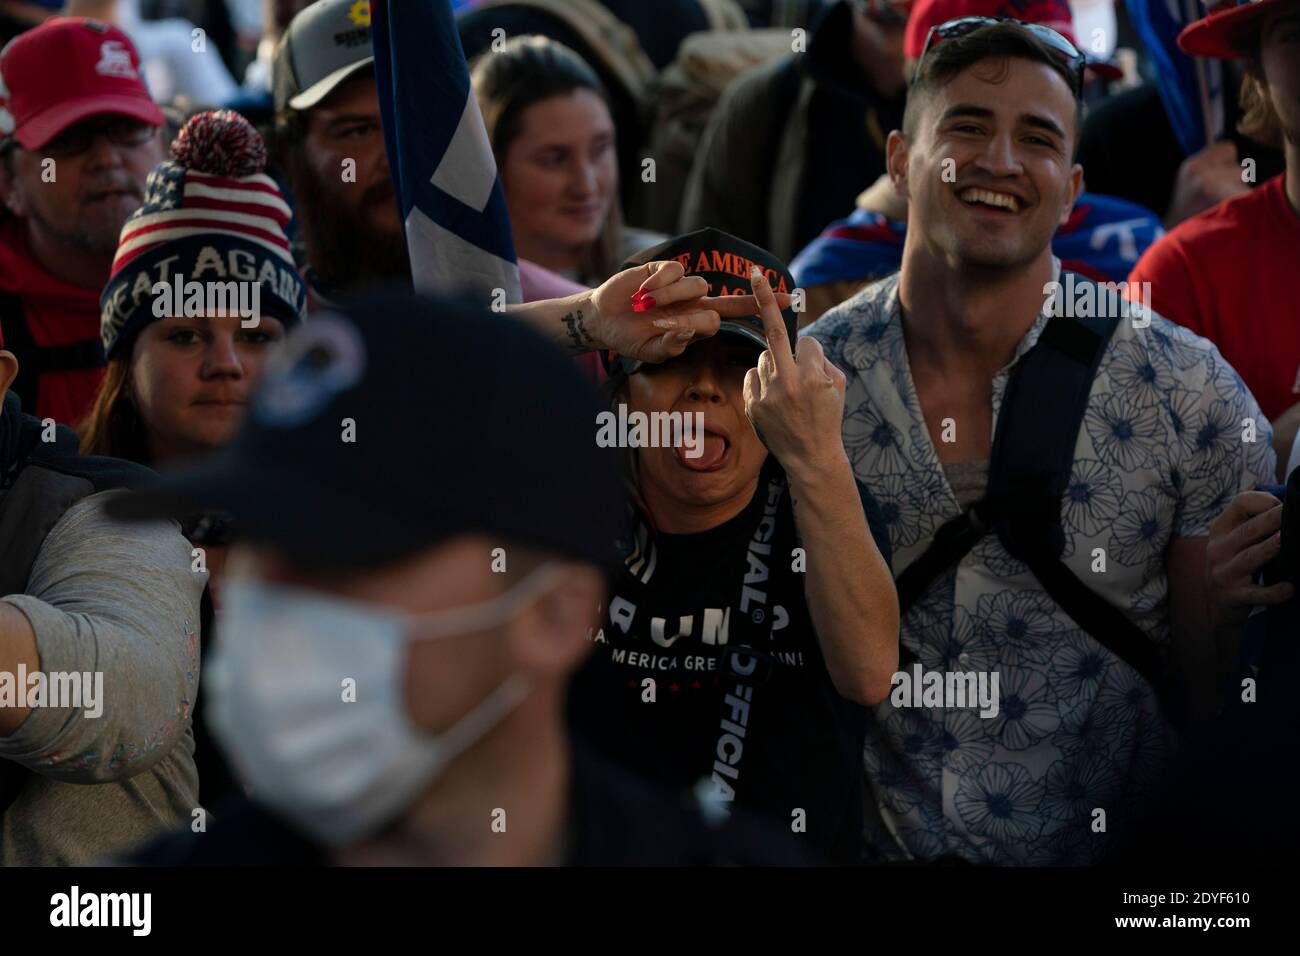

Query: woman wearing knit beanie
[[80, 109, 305, 466], [77, 110, 305, 808]]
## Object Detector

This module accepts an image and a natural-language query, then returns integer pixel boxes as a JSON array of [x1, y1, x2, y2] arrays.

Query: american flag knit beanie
[[99, 109, 306, 358]]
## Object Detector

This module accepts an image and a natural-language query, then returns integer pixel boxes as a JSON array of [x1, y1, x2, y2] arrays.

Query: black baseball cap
[[106, 290, 626, 570], [604, 228, 799, 376]]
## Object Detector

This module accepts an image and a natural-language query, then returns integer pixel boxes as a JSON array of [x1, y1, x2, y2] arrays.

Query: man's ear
[[507, 564, 604, 679], [1060, 162, 1085, 226], [0, 350, 19, 398], [886, 129, 910, 199]]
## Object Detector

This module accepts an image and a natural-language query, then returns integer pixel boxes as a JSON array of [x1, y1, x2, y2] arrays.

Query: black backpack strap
[[892, 297, 1113, 622], [895, 503, 991, 669], [895, 501, 990, 614], [988, 298, 1115, 557], [987, 281, 1164, 691], [892, 275, 1164, 691], [892, 287, 1114, 616]]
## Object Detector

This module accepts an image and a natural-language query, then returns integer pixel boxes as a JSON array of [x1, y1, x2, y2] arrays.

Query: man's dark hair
[[902, 22, 1084, 156]]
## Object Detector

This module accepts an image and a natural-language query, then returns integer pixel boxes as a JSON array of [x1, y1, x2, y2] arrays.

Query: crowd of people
[[0, 0, 1295, 868]]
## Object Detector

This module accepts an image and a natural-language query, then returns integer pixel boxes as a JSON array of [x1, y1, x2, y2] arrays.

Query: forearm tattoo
[[561, 310, 595, 352]]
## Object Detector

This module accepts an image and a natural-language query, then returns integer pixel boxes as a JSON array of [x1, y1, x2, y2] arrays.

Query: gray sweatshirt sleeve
[[0, 489, 204, 783]]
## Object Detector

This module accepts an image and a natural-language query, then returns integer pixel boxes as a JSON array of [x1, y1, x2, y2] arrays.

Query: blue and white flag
[[371, 0, 522, 304], [1125, 0, 1225, 155]]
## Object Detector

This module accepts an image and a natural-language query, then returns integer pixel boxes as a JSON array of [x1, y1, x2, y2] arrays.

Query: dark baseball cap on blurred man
[[0, 17, 163, 150]]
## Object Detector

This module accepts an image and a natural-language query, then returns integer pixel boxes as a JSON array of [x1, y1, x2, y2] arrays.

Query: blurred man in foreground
[[118, 290, 813, 866]]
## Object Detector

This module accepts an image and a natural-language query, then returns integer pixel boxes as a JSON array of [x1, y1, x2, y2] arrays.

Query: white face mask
[[206, 562, 563, 847]]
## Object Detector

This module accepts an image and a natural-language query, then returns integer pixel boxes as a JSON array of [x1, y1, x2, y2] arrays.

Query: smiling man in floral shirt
[[803, 20, 1275, 864]]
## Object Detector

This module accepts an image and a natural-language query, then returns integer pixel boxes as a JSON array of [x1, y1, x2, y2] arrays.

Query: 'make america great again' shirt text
[[567, 462, 888, 861]]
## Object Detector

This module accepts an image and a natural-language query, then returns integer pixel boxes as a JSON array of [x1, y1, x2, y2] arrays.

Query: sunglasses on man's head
[[912, 17, 1087, 99], [38, 117, 157, 159]]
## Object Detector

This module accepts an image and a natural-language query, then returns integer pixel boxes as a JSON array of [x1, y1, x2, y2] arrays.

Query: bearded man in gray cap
[[272, 0, 408, 305]]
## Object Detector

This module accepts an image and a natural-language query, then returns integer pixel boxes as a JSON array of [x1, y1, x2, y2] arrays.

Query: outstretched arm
[[507, 260, 790, 363]]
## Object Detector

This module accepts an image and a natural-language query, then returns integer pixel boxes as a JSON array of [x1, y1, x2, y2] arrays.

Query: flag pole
[[1182, 0, 1219, 149]]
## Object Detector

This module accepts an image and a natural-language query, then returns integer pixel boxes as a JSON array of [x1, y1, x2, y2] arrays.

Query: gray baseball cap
[[273, 0, 375, 112]]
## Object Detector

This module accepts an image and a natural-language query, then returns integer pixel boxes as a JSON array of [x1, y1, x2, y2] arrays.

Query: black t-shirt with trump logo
[[567, 460, 882, 862]]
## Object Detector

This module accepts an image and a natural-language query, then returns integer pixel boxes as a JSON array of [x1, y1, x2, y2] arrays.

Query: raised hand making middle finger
[[743, 265, 848, 483]]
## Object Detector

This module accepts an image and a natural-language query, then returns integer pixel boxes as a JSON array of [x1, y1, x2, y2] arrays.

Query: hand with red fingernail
[[580, 259, 795, 364], [509, 258, 789, 360]]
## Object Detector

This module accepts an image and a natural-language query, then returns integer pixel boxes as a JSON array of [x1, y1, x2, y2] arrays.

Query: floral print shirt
[[804, 266, 1275, 864]]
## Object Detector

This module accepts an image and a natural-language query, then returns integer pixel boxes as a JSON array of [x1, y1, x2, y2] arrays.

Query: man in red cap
[[0, 16, 164, 426], [787, 0, 1139, 325], [1129, 0, 1300, 478], [900, 0, 1122, 77], [804, 16, 1275, 865]]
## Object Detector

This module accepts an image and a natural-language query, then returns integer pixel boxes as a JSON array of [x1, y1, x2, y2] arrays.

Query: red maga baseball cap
[[0, 17, 164, 151], [905, 0, 1124, 80], [1179, 0, 1298, 59]]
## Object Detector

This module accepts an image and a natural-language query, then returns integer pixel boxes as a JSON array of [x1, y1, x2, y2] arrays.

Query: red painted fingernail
[[632, 301, 648, 313], [631, 289, 647, 302], [636, 295, 657, 311]]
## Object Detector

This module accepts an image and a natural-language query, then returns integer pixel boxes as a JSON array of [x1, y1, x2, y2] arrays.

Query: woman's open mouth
[[674, 428, 730, 472]]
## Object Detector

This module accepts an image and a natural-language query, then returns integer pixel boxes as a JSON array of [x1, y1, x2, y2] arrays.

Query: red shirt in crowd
[[1129, 174, 1300, 421], [0, 216, 106, 426]]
